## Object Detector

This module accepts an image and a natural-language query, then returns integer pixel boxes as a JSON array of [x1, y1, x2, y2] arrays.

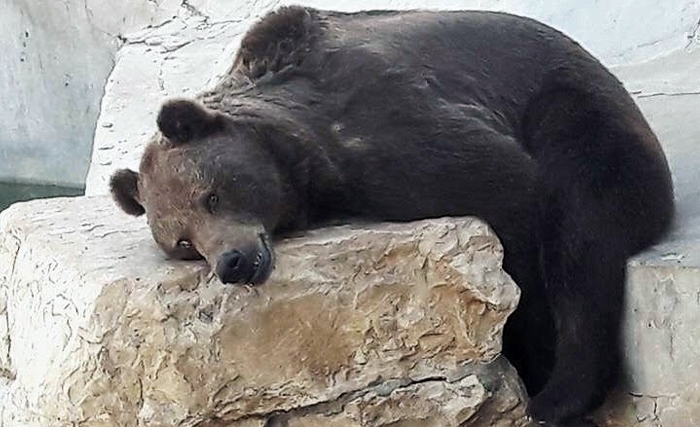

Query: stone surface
[[0, 196, 527, 427]]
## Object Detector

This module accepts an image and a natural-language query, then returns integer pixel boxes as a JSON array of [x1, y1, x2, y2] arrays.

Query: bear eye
[[177, 239, 193, 250], [205, 193, 219, 213]]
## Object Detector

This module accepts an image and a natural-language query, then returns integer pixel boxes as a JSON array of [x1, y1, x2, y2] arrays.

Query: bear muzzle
[[215, 234, 274, 285]]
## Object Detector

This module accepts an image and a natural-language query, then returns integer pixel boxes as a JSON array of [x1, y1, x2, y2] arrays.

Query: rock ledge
[[0, 196, 528, 427]]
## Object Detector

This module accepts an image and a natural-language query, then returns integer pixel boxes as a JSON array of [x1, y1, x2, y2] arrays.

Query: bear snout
[[215, 237, 273, 285]]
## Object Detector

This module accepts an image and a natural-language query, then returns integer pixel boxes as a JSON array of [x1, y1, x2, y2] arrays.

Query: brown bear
[[110, 6, 675, 427]]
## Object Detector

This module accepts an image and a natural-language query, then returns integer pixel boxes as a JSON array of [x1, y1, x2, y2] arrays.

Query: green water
[[0, 182, 84, 212]]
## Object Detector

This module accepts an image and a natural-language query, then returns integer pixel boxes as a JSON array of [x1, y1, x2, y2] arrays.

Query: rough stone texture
[[86, 0, 272, 193], [0, 196, 528, 427]]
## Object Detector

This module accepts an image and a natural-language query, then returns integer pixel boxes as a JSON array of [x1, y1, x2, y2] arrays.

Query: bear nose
[[216, 250, 252, 284]]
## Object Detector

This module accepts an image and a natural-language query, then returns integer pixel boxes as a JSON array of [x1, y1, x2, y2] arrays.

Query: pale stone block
[[0, 196, 527, 427]]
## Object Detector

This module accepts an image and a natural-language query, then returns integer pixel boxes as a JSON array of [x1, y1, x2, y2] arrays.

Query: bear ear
[[110, 168, 145, 216], [156, 99, 224, 145], [236, 6, 318, 79]]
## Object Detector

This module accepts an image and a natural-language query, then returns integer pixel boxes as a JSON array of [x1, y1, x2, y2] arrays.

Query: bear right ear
[[236, 6, 318, 79], [110, 168, 145, 216], [156, 99, 224, 145]]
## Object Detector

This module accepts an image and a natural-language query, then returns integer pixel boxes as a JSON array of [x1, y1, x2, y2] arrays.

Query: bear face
[[111, 99, 287, 285]]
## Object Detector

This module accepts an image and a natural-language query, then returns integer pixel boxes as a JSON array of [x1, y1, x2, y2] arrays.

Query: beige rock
[[0, 195, 528, 426]]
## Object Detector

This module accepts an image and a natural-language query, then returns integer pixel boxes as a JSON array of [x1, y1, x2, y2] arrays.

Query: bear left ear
[[110, 168, 145, 216], [156, 99, 224, 145]]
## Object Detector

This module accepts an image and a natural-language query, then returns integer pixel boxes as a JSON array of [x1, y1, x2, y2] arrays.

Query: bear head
[[110, 99, 291, 285]]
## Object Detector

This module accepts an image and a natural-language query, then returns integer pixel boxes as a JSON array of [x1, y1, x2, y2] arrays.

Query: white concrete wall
[[0, 0, 181, 187]]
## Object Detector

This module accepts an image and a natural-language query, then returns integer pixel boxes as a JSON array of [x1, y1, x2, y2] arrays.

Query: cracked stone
[[0, 196, 528, 427], [182, 0, 210, 20]]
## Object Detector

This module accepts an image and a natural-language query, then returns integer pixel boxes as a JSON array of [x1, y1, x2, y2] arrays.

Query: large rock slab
[[0, 196, 528, 427]]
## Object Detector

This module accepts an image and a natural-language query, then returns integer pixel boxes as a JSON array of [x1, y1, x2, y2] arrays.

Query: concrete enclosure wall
[[0, 0, 182, 187]]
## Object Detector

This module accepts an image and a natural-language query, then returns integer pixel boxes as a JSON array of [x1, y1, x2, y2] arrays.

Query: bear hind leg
[[526, 201, 627, 424], [521, 86, 674, 425]]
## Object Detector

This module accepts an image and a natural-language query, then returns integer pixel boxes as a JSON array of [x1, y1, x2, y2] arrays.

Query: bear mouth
[[247, 233, 274, 285], [215, 233, 274, 285]]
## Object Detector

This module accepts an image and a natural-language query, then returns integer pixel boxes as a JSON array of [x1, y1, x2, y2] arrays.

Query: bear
[[109, 6, 675, 426]]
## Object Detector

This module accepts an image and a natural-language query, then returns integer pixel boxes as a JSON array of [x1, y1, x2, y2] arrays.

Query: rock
[[0, 196, 528, 427]]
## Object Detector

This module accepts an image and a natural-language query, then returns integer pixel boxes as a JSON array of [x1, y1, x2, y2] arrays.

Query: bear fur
[[110, 6, 675, 426]]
